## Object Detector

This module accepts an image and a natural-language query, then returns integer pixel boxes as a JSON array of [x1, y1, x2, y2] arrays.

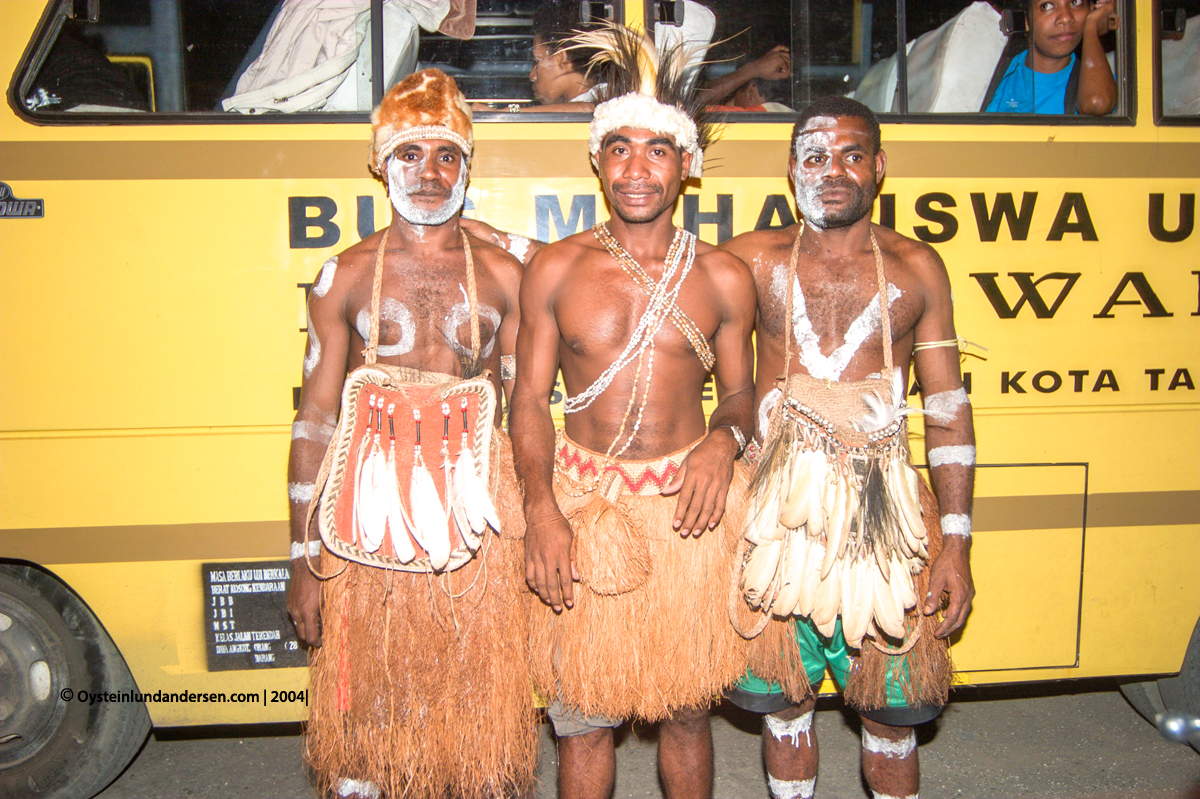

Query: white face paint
[[767, 775, 816, 799], [924, 388, 969, 421], [387, 155, 466, 226], [792, 280, 901, 381], [928, 444, 976, 468], [303, 307, 321, 378], [765, 710, 814, 748], [506, 234, 531, 263], [941, 513, 972, 538], [442, 283, 501, 360], [292, 420, 335, 445], [757, 387, 782, 443], [355, 299, 416, 357], [862, 728, 917, 759], [793, 116, 839, 226], [313, 256, 338, 298], [288, 482, 314, 504]]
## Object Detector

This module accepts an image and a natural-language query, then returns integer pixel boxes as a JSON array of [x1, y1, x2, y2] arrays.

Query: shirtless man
[[724, 96, 975, 799], [512, 26, 757, 799], [285, 69, 534, 799]]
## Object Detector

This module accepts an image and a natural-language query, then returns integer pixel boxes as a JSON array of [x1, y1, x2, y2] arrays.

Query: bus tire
[[1156, 615, 1200, 752], [0, 564, 150, 799]]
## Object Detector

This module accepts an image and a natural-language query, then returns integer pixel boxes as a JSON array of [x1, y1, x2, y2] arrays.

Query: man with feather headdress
[[511, 24, 757, 799], [723, 96, 976, 799], [285, 69, 535, 799]]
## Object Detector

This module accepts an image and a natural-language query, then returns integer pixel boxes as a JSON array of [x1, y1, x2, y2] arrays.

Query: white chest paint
[[442, 283, 501, 360], [791, 278, 901, 381], [355, 298, 416, 357]]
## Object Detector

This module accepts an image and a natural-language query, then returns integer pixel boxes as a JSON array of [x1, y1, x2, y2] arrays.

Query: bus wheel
[[0, 565, 150, 798], [1156, 616, 1200, 753]]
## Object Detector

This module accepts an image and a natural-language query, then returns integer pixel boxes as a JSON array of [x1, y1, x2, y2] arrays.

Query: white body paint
[[356, 299, 417, 357], [758, 387, 783, 442], [941, 513, 972, 538], [336, 778, 381, 799], [313, 256, 338, 298], [765, 710, 814, 748], [871, 793, 918, 799], [924, 387, 969, 420], [292, 420, 335, 445], [862, 728, 917, 758], [303, 308, 321, 378], [290, 540, 322, 560], [288, 482, 314, 503], [792, 280, 901, 381], [928, 444, 976, 468], [507, 234, 532, 263], [792, 116, 841, 227], [387, 157, 466, 226], [442, 283, 500, 360], [768, 775, 816, 799]]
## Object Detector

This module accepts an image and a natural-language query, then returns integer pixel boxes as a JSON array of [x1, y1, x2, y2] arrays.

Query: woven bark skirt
[[528, 432, 752, 723], [305, 433, 536, 799]]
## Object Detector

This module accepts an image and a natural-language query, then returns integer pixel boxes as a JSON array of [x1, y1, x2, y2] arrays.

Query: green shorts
[[730, 617, 943, 726]]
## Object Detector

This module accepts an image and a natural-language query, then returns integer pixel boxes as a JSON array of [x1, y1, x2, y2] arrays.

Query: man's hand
[[287, 562, 322, 647], [525, 510, 580, 611], [922, 536, 974, 638], [751, 45, 792, 81], [1087, 0, 1118, 38], [661, 428, 739, 537]]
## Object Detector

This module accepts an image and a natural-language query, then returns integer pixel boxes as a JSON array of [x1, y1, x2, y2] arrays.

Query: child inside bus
[[985, 0, 1118, 115]]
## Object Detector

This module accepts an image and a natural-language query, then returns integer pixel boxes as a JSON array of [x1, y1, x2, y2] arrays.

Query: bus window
[[15, 0, 610, 121], [1159, 1, 1200, 120], [687, 0, 1131, 120]]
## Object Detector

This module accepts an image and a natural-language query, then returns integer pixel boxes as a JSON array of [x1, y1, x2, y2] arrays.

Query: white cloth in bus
[[853, 1, 1006, 114], [222, 0, 446, 114], [1162, 16, 1200, 116], [653, 0, 717, 93]]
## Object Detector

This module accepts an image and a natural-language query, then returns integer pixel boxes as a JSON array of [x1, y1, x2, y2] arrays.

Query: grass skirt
[[305, 433, 536, 798], [529, 433, 752, 723]]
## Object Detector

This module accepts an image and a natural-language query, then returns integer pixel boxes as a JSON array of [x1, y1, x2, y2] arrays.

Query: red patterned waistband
[[554, 432, 691, 498]]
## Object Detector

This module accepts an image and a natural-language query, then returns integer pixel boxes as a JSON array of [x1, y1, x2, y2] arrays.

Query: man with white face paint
[[285, 69, 534, 799], [722, 96, 976, 799]]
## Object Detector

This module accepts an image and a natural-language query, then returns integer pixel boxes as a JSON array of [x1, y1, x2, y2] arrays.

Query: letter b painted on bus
[[289, 197, 340, 249]]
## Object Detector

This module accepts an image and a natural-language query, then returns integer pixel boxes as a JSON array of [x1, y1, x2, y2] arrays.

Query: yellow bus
[[1, 0, 1196, 795]]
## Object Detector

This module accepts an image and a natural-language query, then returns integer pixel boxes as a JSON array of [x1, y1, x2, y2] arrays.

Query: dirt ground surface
[[98, 683, 1199, 799]]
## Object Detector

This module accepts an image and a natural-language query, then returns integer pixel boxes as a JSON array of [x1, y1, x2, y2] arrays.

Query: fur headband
[[370, 68, 473, 177]]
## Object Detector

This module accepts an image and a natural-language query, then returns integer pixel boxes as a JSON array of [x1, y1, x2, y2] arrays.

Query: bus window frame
[[682, 0, 1138, 127], [1154, 0, 1200, 126], [7, 0, 616, 126]]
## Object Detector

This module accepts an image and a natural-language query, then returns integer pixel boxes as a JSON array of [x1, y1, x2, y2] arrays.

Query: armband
[[500, 354, 516, 381]]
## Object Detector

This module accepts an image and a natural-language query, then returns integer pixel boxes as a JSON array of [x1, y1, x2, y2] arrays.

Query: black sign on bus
[[0, 182, 43, 218]]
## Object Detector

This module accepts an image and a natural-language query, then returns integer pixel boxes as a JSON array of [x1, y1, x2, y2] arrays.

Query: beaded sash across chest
[[561, 224, 703, 463], [739, 222, 930, 652]]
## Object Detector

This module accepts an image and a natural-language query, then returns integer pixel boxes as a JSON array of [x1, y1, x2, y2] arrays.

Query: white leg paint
[[870, 792, 918, 799], [313, 256, 338, 298], [792, 281, 901, 381], [928, 444, 976, 468], [288, 482, 314, 504], [768, 774, 816, 799], [766, 710, 814, 748], [336, 777, 381, 799], [862, 728, 916, 759]]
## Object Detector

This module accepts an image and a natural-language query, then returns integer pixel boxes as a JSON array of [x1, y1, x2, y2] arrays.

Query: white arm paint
[[289, 540, 322, 560], [941, 513, 972, 538], [313, 256, 338, 298], [928, 444, 976, 468], [288, 482, 315, 504], [924, 387, 969, 421], [292, 420, 335, 445]]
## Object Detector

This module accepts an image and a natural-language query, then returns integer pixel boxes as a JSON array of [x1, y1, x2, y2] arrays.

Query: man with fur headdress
[[286, 68, 535, 799], [723, 96, 975, 799], [511, 25, 757, 799]]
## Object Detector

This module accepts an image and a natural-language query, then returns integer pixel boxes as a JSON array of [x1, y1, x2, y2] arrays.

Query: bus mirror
[[1162, 7, 1187, 39], [580, 2, 615, 23], [69, 0, 99, 22], [654, 1, 686, 27], [1000, 9, 1026, 36]]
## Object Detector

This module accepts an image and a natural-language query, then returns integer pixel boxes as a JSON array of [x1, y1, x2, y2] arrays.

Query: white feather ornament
[[451, 398, 500, 544], [356, 396, 389, 552], [408, 409, 451, 571], [855, 367, 955, 434], [381, 403, 416, 562]]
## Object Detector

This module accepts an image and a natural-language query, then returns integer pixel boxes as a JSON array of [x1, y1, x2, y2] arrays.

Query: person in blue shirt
[[987, 0, 1118, 115]]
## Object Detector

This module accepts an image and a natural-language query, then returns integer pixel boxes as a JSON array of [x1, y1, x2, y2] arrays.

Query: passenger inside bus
[[701, 44, 793, 112], [508, 0, 605, 113], [984, 0, 1118, 115]]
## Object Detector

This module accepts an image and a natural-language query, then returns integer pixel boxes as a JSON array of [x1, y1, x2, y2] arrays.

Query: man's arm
[[910, 245, 976, 639], [285, 260, 353, 647], [697, 45, 791, 105], [662, 252, 758, 536], [1077, 0, 1118, 116], [511, 248, 577, 611]]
